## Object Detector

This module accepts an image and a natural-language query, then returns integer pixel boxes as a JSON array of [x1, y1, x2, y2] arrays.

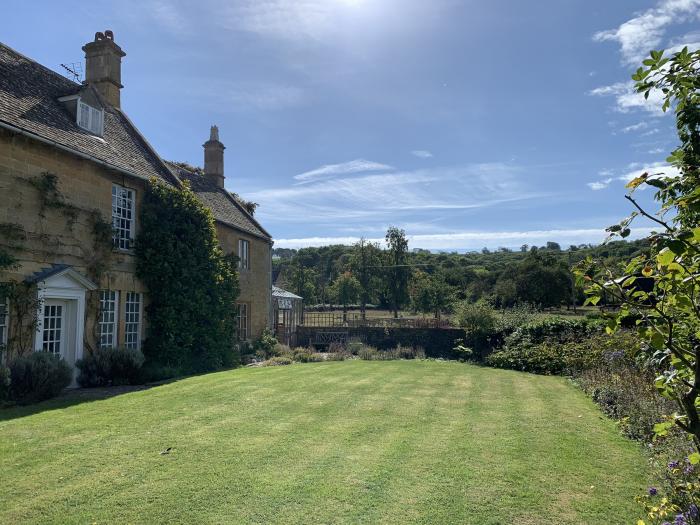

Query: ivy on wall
[[0, 172, 115, 359], [136, 179, 240, 373]]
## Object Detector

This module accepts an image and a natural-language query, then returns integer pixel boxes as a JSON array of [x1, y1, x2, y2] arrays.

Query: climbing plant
[[136, 178, 240, 373]]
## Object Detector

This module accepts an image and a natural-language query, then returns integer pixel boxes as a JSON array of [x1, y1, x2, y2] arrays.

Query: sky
[[3, 0, 699, 251]]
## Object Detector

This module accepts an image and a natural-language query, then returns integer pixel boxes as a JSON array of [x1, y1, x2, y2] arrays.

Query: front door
[[42, 300, 67, 357]]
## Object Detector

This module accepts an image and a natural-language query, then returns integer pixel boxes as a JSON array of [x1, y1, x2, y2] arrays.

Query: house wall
[[215, 223, 271, 339], [0, 128, 147, 355]]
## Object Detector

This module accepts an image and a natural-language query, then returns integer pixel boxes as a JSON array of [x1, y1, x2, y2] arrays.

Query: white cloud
[[621, 121, 648, 133], [589, 81, 665, 115], [593, 0, 700, 65], [618, 161, 681, 182], [411, 150, 433, 159], [642, 128, 660, 136], [587, 178, 614, 191], [274, 227, 654, 251], [648, 147, 665, 154], [294, 159, 394, 183]]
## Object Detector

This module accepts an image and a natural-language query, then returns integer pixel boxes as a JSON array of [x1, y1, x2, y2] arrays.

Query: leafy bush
[[487, 330, 635, 376], [262, 356, 293, 366], [639, 456, 700, 525], [76, 347, 145, 387], [357, 345, 424, 361], [138, 362, 182, 383], [8, 352, 72, 404], [453, 301, 497, 354], [326, 352, 348, 361], [253, 329, 278, 360]]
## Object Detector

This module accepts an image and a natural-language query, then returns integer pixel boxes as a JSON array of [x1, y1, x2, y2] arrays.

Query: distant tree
[[349, 238, 382, 319], [330, 271, 361, 320], [520, 244, 529, 252], [385, 227, 410, 318], [288, 261, 317, 302], [546, 241, 562, 251]]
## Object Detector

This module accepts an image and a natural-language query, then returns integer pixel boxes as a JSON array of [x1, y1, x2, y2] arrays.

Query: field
[[0, 361, 649, 524]]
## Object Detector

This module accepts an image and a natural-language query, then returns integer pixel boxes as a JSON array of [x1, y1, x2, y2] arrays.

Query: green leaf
[[653, 421, 673, 437], [689, 452, 700, 465], [657, 248, 675, 266]]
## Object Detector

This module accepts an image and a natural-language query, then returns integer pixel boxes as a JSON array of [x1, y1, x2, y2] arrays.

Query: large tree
[[385, 227, 410, 318], [349, 238, 382, 319]]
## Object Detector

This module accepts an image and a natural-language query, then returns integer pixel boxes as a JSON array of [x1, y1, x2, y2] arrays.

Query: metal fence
[[301, 312, 452, 329]]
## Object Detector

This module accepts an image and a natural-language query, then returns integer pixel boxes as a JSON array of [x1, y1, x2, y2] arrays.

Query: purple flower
[[669, 460, 680, 469], [675, 514, 686, 525], [684, 465, 694, 475], [688, 504, 699, 518], [649, 487, 658, 496]]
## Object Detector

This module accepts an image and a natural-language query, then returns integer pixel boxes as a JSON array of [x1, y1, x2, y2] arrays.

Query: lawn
[[0, 361, 649, 524]]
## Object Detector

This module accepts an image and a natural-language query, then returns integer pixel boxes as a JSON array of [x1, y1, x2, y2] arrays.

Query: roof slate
[[168, 162, 271, 241], [0, 42, 177, 185]]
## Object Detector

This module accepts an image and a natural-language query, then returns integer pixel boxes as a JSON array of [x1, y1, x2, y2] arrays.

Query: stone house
[[0, 31, 273, 380]]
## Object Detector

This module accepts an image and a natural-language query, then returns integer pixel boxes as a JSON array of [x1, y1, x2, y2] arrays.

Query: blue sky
[[3, 0, 699, 251]]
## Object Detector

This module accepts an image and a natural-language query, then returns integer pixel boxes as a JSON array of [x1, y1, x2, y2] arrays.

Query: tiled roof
[[0, 42, 177, 185], [167, 162, 272, 241]]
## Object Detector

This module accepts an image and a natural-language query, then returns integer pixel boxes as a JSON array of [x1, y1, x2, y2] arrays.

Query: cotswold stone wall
[[0, 128, 147, 353], [215, 225, 271, 340], [296, 326, 467, 359]]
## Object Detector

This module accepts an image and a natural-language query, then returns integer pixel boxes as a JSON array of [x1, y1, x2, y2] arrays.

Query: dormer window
[[77, 99, 104, 136]]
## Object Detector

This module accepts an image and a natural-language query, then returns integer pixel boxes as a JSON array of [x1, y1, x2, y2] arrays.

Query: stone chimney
[[203, 125, 225, 188], [82, 30, 126, 108]]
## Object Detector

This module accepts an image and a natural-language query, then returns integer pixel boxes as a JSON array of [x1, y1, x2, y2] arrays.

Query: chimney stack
[[82, 30, 126, 108], [203, 125, 225, 188]]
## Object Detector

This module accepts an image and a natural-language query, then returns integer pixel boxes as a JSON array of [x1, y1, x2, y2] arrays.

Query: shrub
[[358, 346, 379, 360], [253, 329, 278, 360], [325, 352, 347, 361], [487, 330, 636, 376], [139, 362, 181, 383], [262, 356, 293, 366], [76, 347, 145, 387], [8, 352, 72, 404], [453, 301, 497, 354]]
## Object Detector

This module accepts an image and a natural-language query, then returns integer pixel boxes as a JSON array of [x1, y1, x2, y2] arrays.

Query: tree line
[[273, 230, 649, 317]]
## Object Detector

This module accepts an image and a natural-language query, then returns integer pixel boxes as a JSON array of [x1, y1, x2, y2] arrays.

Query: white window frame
[[98, 290, 119, 349], [77, 99, 104, 136], [124, 292, 142, 350], [238, 303, 249, 341], [112, 184, 135, 251], [238, 239, 250, 270]]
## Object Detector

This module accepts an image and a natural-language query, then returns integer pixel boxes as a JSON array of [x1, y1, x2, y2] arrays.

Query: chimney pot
[[82, 30, 126, 108]]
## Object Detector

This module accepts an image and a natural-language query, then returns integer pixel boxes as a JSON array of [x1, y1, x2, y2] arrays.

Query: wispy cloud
[[587, 178, 613, 191], [621, 121, 648, 133], [274, 227, 654, 251], [593, 0, 700, 65], [294, 159, 394, 183], [411, 150, 433, 159], [251, 162, 545, 224], [589, 82, 665, 115]]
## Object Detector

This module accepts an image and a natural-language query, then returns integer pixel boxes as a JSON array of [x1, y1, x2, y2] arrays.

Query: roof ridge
[[0, 41, 80, 91]]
